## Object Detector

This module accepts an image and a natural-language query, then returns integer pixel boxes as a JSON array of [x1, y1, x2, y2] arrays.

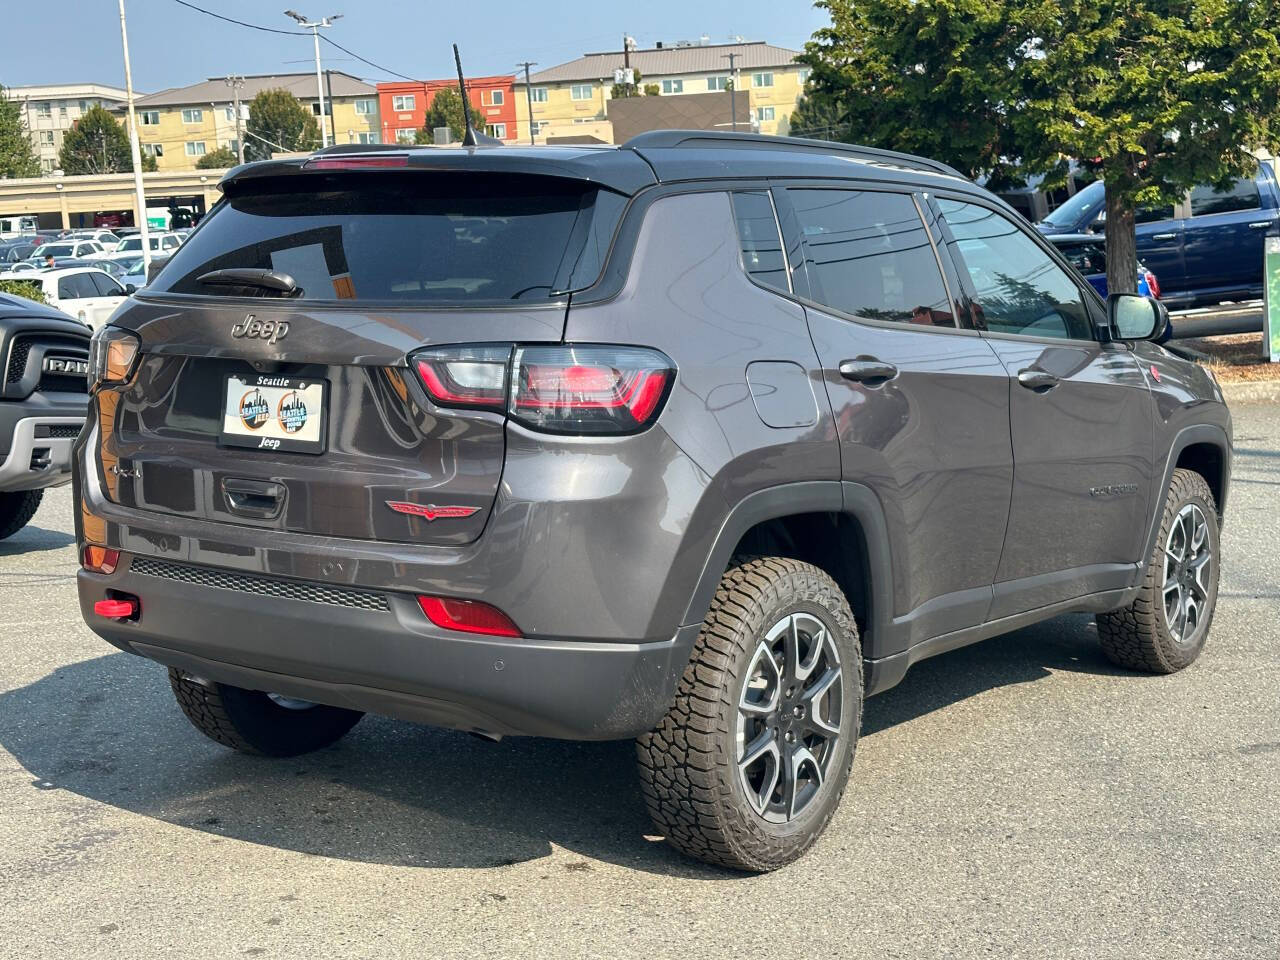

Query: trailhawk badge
[[231, 314, 289, 344], [385, 501, 481, 521]]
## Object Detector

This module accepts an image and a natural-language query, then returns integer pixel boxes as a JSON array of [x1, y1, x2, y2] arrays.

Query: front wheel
[[1096, 468, 1220, 673], [0, 489, 42, 540], [636, 557, 862, 872]]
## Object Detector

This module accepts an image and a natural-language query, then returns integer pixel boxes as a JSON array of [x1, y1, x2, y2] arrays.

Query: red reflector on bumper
[[94, 598, 137, 619], [417, 596, 520, 637], [82, 545, 120, 574]]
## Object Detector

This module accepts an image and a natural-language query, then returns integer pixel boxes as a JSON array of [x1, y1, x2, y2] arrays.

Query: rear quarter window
[[150, 172, 624, 304]]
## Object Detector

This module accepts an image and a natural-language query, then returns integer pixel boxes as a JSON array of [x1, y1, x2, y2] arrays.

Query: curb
[[1221, 378, 1280, 406]]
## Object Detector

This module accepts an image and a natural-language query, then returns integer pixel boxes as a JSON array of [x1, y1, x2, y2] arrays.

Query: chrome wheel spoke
[[738, 730, 780, 816], [801, 666, 842, 737], [739, 640, 781, 716], [785, 743, 821, 820], [1188, 552, 1211, 601], [792, 613, 825, 684]]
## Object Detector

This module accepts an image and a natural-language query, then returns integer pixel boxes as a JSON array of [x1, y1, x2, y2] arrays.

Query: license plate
[[220, 375, 326, 454]]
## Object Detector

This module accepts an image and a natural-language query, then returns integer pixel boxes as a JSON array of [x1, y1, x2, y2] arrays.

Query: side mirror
[[1107, 293, 1163, 341], [124, 283, 137, 294]]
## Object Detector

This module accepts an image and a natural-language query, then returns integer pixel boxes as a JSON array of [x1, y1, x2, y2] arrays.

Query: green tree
[[788, 90, 848, 141], [58, 105, 134, 174], [245, 89, 320, 160], [415, 87, 484, 143], [0, 85, 39, 178], [0, 279, 46, 304], [643, 83, 660, 97], [195, 146, 238, 169], [800, 0, 1280, 293]]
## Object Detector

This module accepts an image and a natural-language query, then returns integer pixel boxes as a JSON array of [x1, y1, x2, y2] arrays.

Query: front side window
[[731, 192, 788, 294], [185, 141, 206, 156], [753, 72, 774, 88], [392, 95, 415, 112], [661, 79, 683, 94], [789, 188, 954, 327], [570, 84, 593, 101], [1190, 176, 1260, 216], [181, 108, 203, 123], [89, 271, 124, 296], [58, 274, 96, 299], [938, 198, 1092, 339]]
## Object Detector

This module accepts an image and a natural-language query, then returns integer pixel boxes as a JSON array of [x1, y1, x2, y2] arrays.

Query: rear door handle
[[222, 477, 285, 519], [1150, 232, 1178, 241], [1249, 221, 1274, 229], [838, 357, 899, 385], [1017, 368, 1060, 392]]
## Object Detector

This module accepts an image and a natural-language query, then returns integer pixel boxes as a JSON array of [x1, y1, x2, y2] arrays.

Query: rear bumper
[[78, 556, 700, 740]]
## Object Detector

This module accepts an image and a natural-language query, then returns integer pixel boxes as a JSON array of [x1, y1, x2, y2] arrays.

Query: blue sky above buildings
[[5, 0, 827, 90]]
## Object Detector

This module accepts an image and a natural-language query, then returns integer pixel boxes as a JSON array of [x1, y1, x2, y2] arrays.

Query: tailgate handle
[[222, 478, 285, 519]]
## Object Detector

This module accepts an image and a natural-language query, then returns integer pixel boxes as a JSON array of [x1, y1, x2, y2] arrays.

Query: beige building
[[129, 72, 380, 172], [515, 40, 809, 144], [7, 83, 132, 175]]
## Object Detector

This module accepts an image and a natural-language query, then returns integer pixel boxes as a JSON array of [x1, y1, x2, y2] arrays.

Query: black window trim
[[925, 187, 1107, 347], [729, 188, 794, 298]]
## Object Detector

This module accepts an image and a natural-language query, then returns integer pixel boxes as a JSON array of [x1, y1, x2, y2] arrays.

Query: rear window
[[150, 172, 625, 303]]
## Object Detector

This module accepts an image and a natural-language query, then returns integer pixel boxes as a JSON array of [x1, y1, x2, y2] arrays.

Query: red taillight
[[511, 345, 674, 434], [94, 597, 137, 619], [1145, 271, 1161, 299], [412, 345, 510, 411], [305, 155, 409, 170], [417, 596, 521, 637], [82, 545, 120, 574]]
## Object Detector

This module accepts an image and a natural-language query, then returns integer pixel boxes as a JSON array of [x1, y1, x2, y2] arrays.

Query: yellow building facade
[[515, 41, 808, 144], [129, 72, 380, 172]]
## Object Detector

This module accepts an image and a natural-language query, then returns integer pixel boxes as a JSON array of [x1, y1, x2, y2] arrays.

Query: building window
[[142, 143, 164, 158], [140, 110, 160, 125], [357, 131, 380, 144], [531, 87, 548, 103], [755, 106, 775, 122], [78, 100, 89, 112], [484, 89, 504, 106], [395, 127, 416, 143], [661, 79, 684, 94], [530, 120, 546, 136], [184, 141, 206, 156], [310, 101, 332, 116], [223, 106, 236, 122], [797, 68, 811, 85], [354, 98, 375, 115], [181, 108, 203, 123], [752, 72, 774, 88], [39, 131, 55, 146], [392, 94, 415, 111], [706, 75, 731, 91], [41, 158, 55, 172], [35, 103, 51, 117], [570, 84, 593, 101], [485, 123, 507, 139], [59, 104, 67, 117]]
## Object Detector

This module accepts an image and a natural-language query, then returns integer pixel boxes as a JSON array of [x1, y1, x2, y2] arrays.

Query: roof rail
[[622, 129, 964, 179]]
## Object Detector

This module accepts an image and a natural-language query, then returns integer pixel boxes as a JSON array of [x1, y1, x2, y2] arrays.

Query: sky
[[3, 0, 829, 92]]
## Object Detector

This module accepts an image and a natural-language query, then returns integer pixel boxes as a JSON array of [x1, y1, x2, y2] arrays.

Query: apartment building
[[130, 71, 380, 171], [7, 83, 131, 175], [377, 77, 517, 144], [514, 40, 808, 144]]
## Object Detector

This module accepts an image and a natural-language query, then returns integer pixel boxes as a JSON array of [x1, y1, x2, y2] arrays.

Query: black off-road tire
[[636, 557, 862, 872], [1096, 468, 1219, 673], [168, 668, 363, 757], [0, 490, 42, 540]]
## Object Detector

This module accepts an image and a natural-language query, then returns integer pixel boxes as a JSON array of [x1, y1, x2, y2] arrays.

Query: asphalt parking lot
[[1, 404, 1277, 960]]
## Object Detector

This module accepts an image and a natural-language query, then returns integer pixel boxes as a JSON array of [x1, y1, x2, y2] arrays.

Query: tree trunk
[[1104, 182, 1138, 296]]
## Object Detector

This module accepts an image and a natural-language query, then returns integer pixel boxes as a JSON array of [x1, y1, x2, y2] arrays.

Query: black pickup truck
[[0, 292, 89, 537]]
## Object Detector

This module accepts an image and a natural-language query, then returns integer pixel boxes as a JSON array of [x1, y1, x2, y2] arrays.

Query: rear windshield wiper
[[196, 268, 302, 298]]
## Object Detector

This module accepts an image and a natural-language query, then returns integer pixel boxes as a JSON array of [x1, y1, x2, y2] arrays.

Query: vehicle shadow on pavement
[[0, 524, 76, 556], [0, 614, 1126, 877]]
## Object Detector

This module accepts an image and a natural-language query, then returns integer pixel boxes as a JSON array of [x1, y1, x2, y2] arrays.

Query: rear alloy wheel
[[169, 669, 363, 757], [1097, 468, 1219, 673], [637, 557, 861, 872]]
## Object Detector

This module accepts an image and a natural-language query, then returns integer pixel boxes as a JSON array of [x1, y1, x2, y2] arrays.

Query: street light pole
[[225, 75, 245, 164], [117, 0, 152, 276], [284, 10, 342, 149], [723, 51, 739, 132], [518, 61, 537, 145]]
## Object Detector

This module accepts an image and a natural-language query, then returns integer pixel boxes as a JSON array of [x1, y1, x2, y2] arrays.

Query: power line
[[319, 35, 424, 84], [168, 0, 307, 35]]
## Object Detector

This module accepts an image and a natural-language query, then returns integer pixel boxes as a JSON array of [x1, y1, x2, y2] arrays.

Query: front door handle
[[1249, 221, 1274, 229], [839, 357, 899, 385], [1017, 368, 1060, 392], [1150, 232, 1178, 241]]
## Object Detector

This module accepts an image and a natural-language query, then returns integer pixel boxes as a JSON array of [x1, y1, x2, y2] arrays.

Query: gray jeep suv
[[75, 132, 1232, 872]]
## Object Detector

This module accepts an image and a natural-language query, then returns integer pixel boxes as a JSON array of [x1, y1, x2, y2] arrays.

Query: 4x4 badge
[[231, 314, 289, 344], [385, 501, 480, 521]]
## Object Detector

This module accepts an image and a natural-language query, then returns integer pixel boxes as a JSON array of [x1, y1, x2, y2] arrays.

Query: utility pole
[[225, 75, 245, 164], [117, 0, 152, 275], [723, 51, 739, 132], [284, 10, 342, 149], [517, 61, 537, 145]]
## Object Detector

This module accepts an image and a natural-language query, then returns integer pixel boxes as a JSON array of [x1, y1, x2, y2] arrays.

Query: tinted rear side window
[[731, 191, 789, 293], [151, 172, 622, 303], [1190, 176, 1260, 216], [789, 188, 954, 327]]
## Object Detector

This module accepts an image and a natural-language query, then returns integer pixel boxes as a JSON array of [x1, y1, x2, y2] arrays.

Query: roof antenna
[[454, 43, 502, 147]]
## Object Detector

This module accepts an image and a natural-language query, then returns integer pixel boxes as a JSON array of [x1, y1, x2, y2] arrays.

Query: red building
[[376, 76, 517, 144]]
